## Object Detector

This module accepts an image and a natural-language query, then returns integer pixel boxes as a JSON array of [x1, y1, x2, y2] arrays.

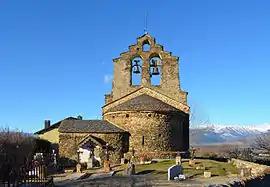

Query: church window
[[150, 57, 162, 85], [131, 57, 142, 85], [142, 136, 145, 146]]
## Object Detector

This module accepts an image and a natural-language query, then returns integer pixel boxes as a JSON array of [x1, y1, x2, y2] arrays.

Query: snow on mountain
[[190, 124, 270, 145]]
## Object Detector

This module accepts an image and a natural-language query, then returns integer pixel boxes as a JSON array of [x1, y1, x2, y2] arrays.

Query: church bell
[[133, 65, 140, 74], [150, 59, 156, 67], [152, 66, 160, 75], [133, 60, 141, 74]]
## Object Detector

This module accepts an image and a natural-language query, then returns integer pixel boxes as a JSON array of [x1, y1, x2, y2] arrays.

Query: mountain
[[190, 124, 270, 145]]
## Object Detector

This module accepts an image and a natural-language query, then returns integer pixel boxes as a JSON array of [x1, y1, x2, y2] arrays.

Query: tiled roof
[[58, 120, 125, 133], [106, 94, 180, 113], [34, 117, 77, 134]]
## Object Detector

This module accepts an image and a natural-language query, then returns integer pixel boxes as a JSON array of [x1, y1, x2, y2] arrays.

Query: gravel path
[[54, 175, 206, 187]]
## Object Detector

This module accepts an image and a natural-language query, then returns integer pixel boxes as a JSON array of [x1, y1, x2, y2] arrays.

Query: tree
[[254, 133, 270, 153]]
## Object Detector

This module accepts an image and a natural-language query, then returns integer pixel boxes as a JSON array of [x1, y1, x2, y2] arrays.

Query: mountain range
[[190, 124, 270, 145]]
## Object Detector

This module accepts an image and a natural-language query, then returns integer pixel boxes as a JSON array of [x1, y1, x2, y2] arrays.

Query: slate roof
[[106, 94, 180, 113], [35, 117, 77, 135], [58, 120, 125, 133]]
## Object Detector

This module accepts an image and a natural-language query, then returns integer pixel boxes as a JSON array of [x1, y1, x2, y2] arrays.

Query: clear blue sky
[[1, 0, 270, 133]]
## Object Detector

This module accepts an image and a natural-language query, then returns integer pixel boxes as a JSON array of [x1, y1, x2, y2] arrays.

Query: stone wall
[[103, 111, 189, 157], [231, 158, 270, 176], [58, 132, 129, 166]]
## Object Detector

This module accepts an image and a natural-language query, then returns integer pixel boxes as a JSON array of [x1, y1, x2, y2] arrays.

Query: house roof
[[106, 94, 180, 113], [34, 117, 77, 135], [58, 120, 126, 133]]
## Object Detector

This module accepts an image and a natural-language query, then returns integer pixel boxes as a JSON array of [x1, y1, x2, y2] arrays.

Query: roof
[[58, 120, 126, 133], [35, 117, 77, 135], [106, 94, 180, 113]]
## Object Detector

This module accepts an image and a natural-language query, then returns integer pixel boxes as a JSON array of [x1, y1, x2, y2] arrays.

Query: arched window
[[131, 57, 142, 85], [149, 57, 162, 85], [143, 40, 150, 51]]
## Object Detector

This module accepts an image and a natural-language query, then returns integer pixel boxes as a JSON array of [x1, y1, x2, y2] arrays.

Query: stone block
[[204, 171, 211, 178], [76, 163, 81, 173], [189, 159, 196, 165], [240, 168, 251, 177], [168, 164, 184, 180]]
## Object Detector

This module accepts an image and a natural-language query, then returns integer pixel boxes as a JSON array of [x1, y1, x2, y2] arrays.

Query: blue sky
[[1, 0, 270, 133]]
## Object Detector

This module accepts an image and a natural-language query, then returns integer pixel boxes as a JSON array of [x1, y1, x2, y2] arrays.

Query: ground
[[53, 159, 240, 186]]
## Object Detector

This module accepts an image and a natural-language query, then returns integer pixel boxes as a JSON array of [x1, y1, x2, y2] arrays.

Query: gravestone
[[204, 171, 211, 178], [175, 154, 181, 165], [121, 158, 125, 165], [140, 156, 145, 164], [168, 164, 184, 180], [104, 160, 111, 172], [123, 164, 135, 176], [76, 163, 82, 173]]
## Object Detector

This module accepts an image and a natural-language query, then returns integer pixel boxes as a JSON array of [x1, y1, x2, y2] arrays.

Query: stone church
[[35, 33, 190, 166]]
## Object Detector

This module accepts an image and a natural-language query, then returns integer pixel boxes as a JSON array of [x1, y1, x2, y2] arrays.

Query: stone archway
[[78, 135, 105, 168]]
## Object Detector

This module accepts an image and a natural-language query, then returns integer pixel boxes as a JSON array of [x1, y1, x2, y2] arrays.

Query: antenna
[[144, 12, 148, 34]]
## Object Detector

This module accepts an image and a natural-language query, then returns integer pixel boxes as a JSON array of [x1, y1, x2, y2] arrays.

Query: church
[[35, 33, 190, 166]]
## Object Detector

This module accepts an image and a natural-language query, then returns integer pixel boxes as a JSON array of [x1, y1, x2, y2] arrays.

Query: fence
[[0, 153, 54, 187]]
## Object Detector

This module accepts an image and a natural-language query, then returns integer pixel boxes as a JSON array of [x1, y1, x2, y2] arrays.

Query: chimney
[[44, 120, 51, 129]]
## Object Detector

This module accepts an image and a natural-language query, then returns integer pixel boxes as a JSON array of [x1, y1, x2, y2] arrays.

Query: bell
[[150, 59, 156, 67], [133, 65, 140, 74], [152, 66, 159, 75]]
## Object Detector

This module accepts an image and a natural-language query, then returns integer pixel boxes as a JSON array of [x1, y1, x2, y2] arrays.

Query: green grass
[[115, 159, 238, 179]]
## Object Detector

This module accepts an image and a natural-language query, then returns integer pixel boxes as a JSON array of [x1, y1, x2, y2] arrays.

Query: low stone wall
[[231, 158, 270, 176], [203, 159, 270, 187]]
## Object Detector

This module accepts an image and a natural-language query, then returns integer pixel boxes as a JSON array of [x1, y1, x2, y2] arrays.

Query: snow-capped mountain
[[190, 124, 270, 145]]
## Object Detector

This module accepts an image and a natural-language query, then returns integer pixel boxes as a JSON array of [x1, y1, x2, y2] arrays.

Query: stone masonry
[[103, 33, 190, 157]]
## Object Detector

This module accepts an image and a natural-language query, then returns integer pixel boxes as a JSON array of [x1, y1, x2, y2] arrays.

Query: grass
[[115, 159, 238, 179]]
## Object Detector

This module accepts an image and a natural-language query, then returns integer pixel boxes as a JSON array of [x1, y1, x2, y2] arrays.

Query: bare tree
[[189, 102, 210, 128], [254, 133, 270, 153]]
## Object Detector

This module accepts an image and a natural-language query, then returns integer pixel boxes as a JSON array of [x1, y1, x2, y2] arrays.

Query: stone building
[[35, 117, 130, 166], [103, 33, 190, 157], [35, 33, 189, 165]]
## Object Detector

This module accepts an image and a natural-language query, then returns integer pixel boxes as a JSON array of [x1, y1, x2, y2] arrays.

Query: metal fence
[[0, 153, 54, 187]]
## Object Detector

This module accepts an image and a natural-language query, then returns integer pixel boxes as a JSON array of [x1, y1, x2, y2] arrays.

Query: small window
[[147, 114, 151, 117], [126, 114, 129, 118], [158, 134, 161, 137], [112, 116, 115, 119], [142, 136, 145, 146]]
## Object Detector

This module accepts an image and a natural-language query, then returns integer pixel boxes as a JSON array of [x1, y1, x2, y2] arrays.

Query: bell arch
[[142, 40, 150, 51], [149, 56, 162, 85], [131, 57, 143, 86]]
